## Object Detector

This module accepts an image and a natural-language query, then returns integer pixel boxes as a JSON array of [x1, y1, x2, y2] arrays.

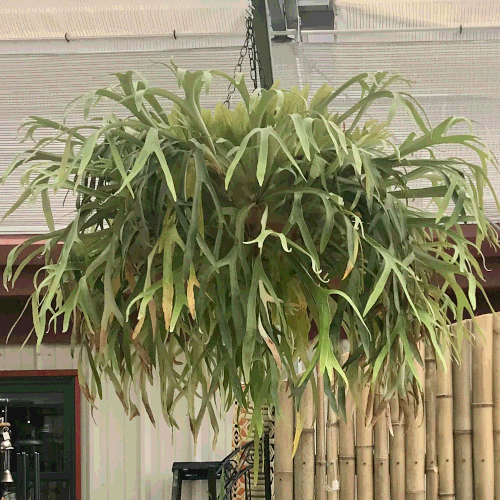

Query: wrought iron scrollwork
[[215, 436, 271, 500]]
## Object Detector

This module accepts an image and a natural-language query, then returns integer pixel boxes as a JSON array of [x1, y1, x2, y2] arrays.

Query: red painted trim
[[0, 235, 62, 266], [0, 370, 77, 378], [0, 235, 40, 246], [0, 370, 81, 500]]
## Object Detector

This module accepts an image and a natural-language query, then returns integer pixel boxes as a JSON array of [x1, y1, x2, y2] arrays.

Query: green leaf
[[363, 260, 391, 316], [257, 127, 271, 186], [290, 114, 311, 160]]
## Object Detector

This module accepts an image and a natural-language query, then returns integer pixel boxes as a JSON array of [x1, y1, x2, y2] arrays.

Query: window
[[0, 373, 79, 500]]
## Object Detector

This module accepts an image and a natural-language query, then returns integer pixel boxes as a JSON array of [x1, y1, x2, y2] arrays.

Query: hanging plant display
[[2, 61, 498, 442]]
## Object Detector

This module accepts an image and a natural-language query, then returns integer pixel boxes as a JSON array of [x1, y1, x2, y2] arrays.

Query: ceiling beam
[[267, 0, 287, 32], [284, 0, 299, 29], [252, 0, 274, 89]]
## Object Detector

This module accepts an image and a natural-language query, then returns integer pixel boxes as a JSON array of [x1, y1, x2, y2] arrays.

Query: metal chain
[[225, 8, 267, 109]]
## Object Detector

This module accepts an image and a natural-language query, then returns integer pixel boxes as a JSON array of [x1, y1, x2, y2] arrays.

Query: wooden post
[[326, 393, 340, 500], [316, 367, 327, 500], [452, 320, 473, 500], [275, 380, 294, 500], [472, 314, 495, 500], [339, 387, 355, 500], [405, 341, 425, 500], [493, 315, 500, 500], [356, 385, 374, 500], [436, 342, 455, 498], [425, 347, 438, 500], [374, 394, 390, 500], [389, 396, 405, 500], [294, 379, 315, 500]]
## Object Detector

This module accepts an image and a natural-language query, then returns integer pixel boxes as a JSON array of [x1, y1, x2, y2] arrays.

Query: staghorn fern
[[2, 61, 498, 442]]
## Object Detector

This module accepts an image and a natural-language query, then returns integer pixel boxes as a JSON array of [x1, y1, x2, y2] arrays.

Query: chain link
[[225, 8, 268, 109]]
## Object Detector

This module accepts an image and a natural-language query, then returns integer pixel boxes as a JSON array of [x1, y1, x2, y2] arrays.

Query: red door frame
[[0, 370, 81, 500]]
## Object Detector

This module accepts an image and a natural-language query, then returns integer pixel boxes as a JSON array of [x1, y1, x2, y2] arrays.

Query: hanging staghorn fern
[[2, 61, 498, 441]]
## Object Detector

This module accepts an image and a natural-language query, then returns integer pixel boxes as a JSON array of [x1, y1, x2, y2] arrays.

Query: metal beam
[[284, 0, 299, 29], [252, 0, 274, 88], [267, 0, 287, 32], [271, 24, 500, 36]]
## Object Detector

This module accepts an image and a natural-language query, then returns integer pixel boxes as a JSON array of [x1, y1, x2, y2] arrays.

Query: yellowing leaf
[[292, 410, 304, 458], [342, 260, 354, 280], [258, 316, 282, 370], [112, 275, 121, 295], [184, 159, 196, 200], [132, 314, 145, 340], [148, 299, 157, 337], [187, 265, 200, 319]]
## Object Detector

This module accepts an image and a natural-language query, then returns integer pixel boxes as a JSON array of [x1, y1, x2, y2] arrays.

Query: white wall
[[0, 344, 234, 500]]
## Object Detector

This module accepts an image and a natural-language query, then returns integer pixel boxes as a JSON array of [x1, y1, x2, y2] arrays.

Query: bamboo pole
[[339, 387, 355, 500], [294, 378, 315, 500], [493, 315, 500, 500], [436, 342, 455, 499], [425, 347, 438, 500], [356, 385, 374, 500], [275, 379, 294, 500], [472, 314, 495, 500], [326, 391, 340, 500], [405, 341, 426, 500], [316, 367, 327, 500], [389, 396, 405, 500], [374, 394, 390, 500], [452, 320, 473, 500]]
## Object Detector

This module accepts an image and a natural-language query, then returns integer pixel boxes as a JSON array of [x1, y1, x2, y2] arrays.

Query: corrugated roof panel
[[335, 1, 500, 29], [0, 0, 248, 39]]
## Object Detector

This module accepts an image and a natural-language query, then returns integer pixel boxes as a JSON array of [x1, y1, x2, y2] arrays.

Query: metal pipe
[[0, 32, 245, 43], [264, 434, 272, 500], [271, 25, 500, 36], [17, 452, 28, 500], [34, 452, 41, 500]]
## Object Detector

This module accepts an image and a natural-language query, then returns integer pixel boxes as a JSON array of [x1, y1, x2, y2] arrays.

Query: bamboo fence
[[272, 313, 500, 499], [373, 394, 390, 500], [452, 319, 473, 500], [356, 385, 374, 500], [405, 342, 426, 500], [326, 381, 340, 500], [275, 380, 294, 500], [294, 379, 316, 500], [389, 396, 405, 500], [425, 348, 438, 500]]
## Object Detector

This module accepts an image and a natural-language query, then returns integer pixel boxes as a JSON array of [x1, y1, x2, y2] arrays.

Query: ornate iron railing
[[171, 433, 272, 500], [214, 433, 272, 500]]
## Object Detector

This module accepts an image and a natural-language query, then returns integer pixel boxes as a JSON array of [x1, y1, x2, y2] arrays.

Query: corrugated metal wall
[[0, 344, 234, 500], [0, 0, 248, 40], [0, 37, 250, 234], [271, 34, 500, 220]]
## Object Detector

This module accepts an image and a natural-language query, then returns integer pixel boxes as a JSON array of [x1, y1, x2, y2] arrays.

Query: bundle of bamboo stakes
[[273, 314, 500, 500]]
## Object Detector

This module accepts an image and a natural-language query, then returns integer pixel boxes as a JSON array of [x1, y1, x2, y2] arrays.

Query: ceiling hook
[[65, 32, 70, 43]]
